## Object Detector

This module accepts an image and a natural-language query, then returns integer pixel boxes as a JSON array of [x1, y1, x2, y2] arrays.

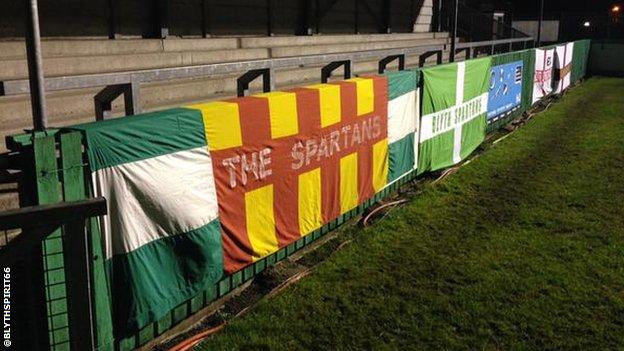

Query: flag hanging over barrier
[[487, 49, 536, 133], [69, 109, 224, 331], [571, 40, 591, 83], [189, 76, 389, 273], [533, 48, 555, 103], [385, 70, 420, 184], [487, 60, 523, 124], [555, 42, 574, 93], [418, 58, 491, 173], [45, 39, 596, 342], [65, 73, 411, 332]]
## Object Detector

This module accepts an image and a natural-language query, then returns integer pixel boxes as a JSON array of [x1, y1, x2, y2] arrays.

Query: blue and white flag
[[487, 61, 523, 123]]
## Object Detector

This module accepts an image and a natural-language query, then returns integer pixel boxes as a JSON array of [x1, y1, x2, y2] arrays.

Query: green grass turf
[[198, 77, 624, 350]]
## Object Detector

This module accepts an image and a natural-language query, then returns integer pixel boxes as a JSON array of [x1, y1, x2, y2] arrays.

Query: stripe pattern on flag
[[385, 70, 420, 184], [533, 48, 555, 103], [197, 77, 388, 273], [67, 108, 224, 331], [554, 42, 574, 94]]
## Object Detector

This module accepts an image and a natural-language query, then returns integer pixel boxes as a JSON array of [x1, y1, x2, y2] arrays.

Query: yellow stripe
[[255, 91, 299, 139], [346, 77, 374, 116], [245, 185, 279, 261], [298, 168, 323, 236], [340, 153, 359, 213], [372, 139, 389, 192], [306, 84, 341, 127], [187, 101, 242, 151]]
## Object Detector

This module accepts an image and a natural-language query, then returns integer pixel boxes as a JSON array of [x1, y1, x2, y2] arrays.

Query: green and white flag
[[418, 58, 491, 173], [386, 70, 420, 184], [68, 108, 223, 331]]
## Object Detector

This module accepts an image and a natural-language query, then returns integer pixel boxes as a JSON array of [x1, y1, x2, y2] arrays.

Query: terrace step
[[0, 33, 449, 80], [0, 48, 270, 80], [0, 33, 452, 153], [0, 38, 240, 60], [0, 51, 450, 153], [270, 38, 448, 57], [239, 32, 447, 48], [0, 33, 449, 60]]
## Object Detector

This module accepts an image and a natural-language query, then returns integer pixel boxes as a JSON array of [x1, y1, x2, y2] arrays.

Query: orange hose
[[362, 199, 408, 226], [166, 269, 312, 351], [167, 324, 225, 351]]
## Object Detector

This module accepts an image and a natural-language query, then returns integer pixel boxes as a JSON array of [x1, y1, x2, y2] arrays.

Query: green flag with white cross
[[418, 57, 491, 173], [385, 69, 420, 184]]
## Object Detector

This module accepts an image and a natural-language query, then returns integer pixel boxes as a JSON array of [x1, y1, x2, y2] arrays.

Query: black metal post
[[321, 61, 352, 83], [537, 0, 544, 46], [296, 0, 313, 35], [107, 0, 116, 39], [315, 0, 321, 33], [409, 0, 416, 31], [449, 0, 458, 62], [201, 0, 208, 38], [383, 0, 391, 33], [437, 0, 443, 32], [25, 0, 48, 131], [237, 69, 273, 97], [267, 0, 273, 36], [378, 54, 405, 74], [354, 0, 359, 34]]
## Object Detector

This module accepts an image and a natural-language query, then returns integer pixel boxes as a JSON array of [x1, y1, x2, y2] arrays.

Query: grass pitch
[[198, 77, 624, 350]]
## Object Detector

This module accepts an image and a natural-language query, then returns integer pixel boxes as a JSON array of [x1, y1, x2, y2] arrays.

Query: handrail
[[0, 37, 533, 97], [0, 43, 446, 96], [0, 197, 107, 231], [0, 36, 532, 127], [454, 37, 533, 49]]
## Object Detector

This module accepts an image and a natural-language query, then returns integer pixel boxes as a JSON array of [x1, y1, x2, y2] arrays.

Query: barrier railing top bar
[[0, 197, 107, 231], [454, 37, 534, 49], [0, 37, 533, 96]]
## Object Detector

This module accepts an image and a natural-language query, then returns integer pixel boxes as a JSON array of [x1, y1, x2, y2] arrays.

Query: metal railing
[[438, 0, 531, 42], [0, 198, 107, 350], [0, 34, 545, 350], [0, 36, 533, 126]]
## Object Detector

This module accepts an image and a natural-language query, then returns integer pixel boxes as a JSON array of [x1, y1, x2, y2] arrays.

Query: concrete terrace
[[0, 32, 449, 152]]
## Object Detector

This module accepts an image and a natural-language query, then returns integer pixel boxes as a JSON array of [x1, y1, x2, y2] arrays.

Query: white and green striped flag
[[418, 58, 491, 173], [68, 108, 223, 331], [385, 70, 420, 184]]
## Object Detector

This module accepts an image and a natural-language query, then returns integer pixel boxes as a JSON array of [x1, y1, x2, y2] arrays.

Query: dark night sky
[[509, 0, 620, 13]]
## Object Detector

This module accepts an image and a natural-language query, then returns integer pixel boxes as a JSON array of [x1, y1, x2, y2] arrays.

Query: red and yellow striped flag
[[192, 76, 389, 273]]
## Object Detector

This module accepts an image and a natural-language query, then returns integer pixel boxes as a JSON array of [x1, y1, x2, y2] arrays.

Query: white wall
[[512, 20, 560, 42]]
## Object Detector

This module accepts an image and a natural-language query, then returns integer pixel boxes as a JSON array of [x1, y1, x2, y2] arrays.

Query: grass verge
[[198, 77, 624, 350]]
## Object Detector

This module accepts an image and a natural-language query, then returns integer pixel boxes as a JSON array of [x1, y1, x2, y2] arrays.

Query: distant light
[[613, 5, 621, 13], [583, 21, 591, 27]]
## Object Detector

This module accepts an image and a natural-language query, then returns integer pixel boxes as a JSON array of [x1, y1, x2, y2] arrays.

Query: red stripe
[[331, 81, 357, 122], [358, 76, 388, 202], [288, 87, 321, 133], [227, 96, 272, 150], [214, 77, 388, 273], [357, 142, 374, 202], [321, 158, 341, 222], [217, 97, 273, 272], [540, 50, 549, 95], [210, 148, 253, 273], [273, 88, 322, 246], [273, 176, 300, 247]]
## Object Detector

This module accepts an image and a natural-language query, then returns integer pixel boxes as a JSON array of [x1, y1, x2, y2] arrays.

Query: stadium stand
[[0, 32, 449, 153]]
